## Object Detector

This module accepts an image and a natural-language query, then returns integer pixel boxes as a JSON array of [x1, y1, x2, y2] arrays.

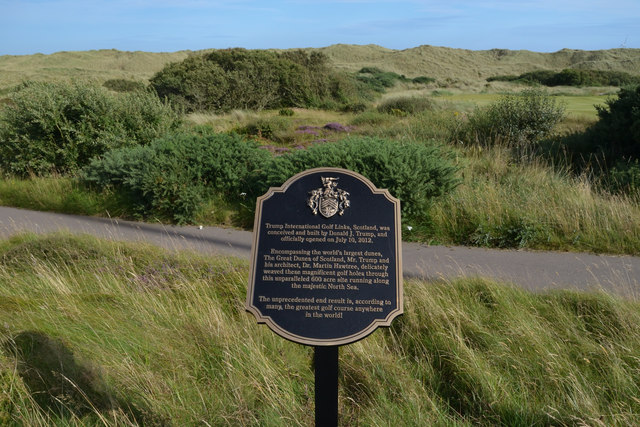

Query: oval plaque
[[246, 168, 403, 346]]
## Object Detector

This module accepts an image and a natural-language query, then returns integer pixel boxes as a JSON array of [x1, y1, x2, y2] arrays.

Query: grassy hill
[[2, 44, 640, 93]]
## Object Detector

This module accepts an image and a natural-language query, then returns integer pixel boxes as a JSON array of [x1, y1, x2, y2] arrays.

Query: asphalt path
[[1, 206, 639, 297]]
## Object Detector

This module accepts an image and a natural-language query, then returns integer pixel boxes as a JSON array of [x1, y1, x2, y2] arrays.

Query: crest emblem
[[308, 177, 350, 218]]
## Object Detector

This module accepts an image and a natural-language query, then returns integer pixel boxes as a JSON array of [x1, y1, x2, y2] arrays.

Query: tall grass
[[2, 234, 640, 425], [425, 146, 640, 254]]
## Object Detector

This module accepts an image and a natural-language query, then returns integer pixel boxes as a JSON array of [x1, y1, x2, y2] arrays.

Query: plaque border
[[246, 167, 403, 346]]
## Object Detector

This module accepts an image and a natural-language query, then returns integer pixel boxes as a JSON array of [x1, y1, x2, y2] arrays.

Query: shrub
[[244, 137, 460, 219], [279, 108, 295, 116], [608, 160, 640, 195], [465, 89, 566, 149], [0, 81, 181, 176], [356, 68, 409, 92], [81, 130, 271, 224], [412, 76, 436, 84], [150, 49, 368, 112], [591, 85, 640, 160], [341, 102, 368, 113], [377, 96, 434, 115], [103, 79, 147, 92]]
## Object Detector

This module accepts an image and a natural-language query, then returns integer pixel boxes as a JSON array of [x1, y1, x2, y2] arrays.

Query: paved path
[[1, 206, 639, 297]]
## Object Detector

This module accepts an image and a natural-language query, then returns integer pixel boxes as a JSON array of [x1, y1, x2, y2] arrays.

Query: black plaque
[[246, 168, 403, 346]]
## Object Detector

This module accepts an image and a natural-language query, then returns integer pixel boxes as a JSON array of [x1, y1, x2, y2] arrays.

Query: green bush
[[356, 67, 409, 92], [103, 79, 147, 92], [81, 130, 271, 224], [592, 85, 640, 160], [412, 76, 436, 84], [278, 108, 295, 116], [465, 89, 566, 148], [608, 160, 640, 194], [0, 81, 181, 176], [544, 85, 640, 174], [149, 49, 368, 112], [377, 96, 434, 115], [244, 137, 460, 219], [341, 102, 368, 113]]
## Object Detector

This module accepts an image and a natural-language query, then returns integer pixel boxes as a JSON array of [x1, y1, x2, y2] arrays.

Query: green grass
[[437, 93, 610, 119], [0, 176, 131, 218], [421, 146, 640, 254], [1, 233, 640, 425]]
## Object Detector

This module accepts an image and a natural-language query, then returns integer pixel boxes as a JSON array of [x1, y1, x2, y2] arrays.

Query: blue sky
[[1, 0, 639, 55]]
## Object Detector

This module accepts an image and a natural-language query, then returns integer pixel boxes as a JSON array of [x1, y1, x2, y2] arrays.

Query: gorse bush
[[608, 160, 640, 195], [356, 67, 407, 92], [592, 85, 640, 161], [549, 85, 640, 175], [244, 137, 460, 219], [0, 81, 181, 176], [82, 132, 459, 224], [81, 130, 271, 224], [149, 49, 369, 112], [103, 78, 147, 92], [465, 88, 566, 148]]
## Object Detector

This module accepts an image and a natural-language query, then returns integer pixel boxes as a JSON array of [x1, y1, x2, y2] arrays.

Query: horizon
[[3, 42, 640, 58], [1, 1, 639, 56]]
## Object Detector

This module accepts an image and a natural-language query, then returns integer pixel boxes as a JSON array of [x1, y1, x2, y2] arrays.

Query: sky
[[1, 0, 639, 56]]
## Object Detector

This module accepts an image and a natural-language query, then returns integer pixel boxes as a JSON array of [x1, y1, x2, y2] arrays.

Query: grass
[[1, 233, 640, 425], [0, 176, 130, 218], [435, 93, 610, 119], [421, 145, 640, 254]]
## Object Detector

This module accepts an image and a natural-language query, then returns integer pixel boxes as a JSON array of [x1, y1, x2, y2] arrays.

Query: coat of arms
[[308, 177, 350, 218]]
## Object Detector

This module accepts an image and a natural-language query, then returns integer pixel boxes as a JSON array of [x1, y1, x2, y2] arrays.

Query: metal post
[[314, 346, 339, 427]]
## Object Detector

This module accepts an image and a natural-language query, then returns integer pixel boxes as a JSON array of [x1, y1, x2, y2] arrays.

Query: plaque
[[246, 168, 403, 346]]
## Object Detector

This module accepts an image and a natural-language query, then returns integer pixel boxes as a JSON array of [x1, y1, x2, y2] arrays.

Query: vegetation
[[81, 133, 460, 225], [244, 137, 460, 220], [2, 233, 640, 425], [424, 146, 640, 253], [355, 67, 434, 92], [488, 68, 640, 87], [591, 85, 640, 161], [1, 48, 640, 255], [0, 81, 180, 176], [149, 49, 371, 112], [2, 47, 640, 425], [463, 88, 566, 149], [2, 46, 640, 94], [81, 129, 271, 224], [376, 96, 435, 115], [102, 78, 147, 92]]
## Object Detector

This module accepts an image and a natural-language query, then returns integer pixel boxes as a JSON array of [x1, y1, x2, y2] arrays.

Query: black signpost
[[246, 168, 403, 426]]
